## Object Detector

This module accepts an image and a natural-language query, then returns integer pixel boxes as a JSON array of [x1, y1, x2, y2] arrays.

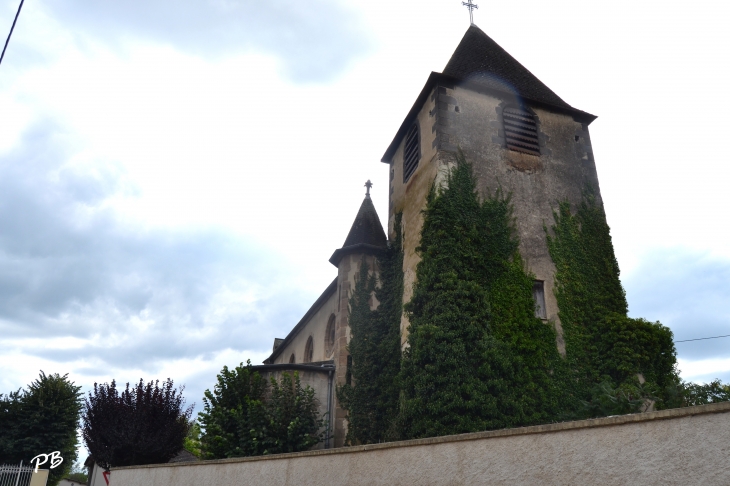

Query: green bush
[[199, 362, 326, 458]]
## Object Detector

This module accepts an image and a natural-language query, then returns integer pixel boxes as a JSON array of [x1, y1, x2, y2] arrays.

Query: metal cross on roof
[[462, 0, 478, 25], [364, 180, 373, 197]]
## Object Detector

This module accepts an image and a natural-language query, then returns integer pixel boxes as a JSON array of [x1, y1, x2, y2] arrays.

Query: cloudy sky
[[1, 0, 729, 437]]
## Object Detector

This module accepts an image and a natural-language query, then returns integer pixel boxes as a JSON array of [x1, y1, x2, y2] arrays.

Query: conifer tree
[[0, 372, 82, 486]]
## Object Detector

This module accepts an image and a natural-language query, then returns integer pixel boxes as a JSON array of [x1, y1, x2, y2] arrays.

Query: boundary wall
[[111, 402, 730, 485]]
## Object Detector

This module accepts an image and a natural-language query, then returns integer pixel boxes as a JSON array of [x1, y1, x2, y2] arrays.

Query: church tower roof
[[443, 25, 571, 111], [329, 189, 387, 266], [381, 25, 596, 163]]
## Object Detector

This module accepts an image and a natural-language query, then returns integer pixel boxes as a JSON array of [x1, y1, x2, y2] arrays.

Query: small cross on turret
[[462, 0, 478, 25], [364, 180, 373, 197]]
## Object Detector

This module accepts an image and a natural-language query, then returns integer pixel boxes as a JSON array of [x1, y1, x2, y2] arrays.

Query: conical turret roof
[[329, 195, 387, 266]]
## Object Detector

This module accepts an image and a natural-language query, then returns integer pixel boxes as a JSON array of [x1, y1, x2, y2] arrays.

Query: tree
[[82, 378, 192, 468], [199, 362, 326, 458], [0, 372, 82, 486], [66, 461, 89, 484], [197, 361, 267, 458], [250, 372, 325, 455], [183, 420, 202, 458], [665, 379, 730, 408]]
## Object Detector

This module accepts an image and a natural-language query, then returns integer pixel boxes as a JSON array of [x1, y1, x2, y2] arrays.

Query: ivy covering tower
[[547, 193, 678, 410], [399, 153, 568, 438]]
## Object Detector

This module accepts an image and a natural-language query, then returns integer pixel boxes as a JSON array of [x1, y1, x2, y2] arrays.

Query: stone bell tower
[[381, 25, 602, 353]]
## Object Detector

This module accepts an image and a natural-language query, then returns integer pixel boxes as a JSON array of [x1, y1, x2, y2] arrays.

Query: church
[[255, 24, 603, 448]]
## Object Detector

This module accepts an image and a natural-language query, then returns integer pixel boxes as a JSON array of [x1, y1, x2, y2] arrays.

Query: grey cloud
[[623, 250, 730, 362], [36, 0, 372, 82], [0, 120, 313, 375]]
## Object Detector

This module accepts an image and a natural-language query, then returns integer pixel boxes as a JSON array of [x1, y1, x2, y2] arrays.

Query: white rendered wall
[[110, 402, 730, 486]]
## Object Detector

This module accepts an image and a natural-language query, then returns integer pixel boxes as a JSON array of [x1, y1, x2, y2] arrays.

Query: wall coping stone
[[112, 401, 730, 471]]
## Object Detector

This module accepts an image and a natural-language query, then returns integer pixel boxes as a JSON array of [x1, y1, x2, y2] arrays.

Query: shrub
[[199, 362, 326, 458], [82, 378, 192, 468]]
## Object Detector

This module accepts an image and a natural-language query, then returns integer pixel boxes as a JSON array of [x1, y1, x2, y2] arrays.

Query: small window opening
[[325, 314, 336, 356], [533, 281, 547, 319], [289, 353, 295, 363], [574, 135, 580, 142], [304, 336, 314, 363], [503, 106, 540, 156], [403, 123, 420, 183]]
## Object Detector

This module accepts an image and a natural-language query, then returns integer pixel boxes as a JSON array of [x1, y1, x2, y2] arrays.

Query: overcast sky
[[1, 0, 729, 441]]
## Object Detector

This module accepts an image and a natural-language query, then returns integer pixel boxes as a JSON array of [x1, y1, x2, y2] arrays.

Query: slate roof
[[381, 25, 596, 163], [342, 196, 387, 248], [329, 195, 387, 266], [443, 25, 572, 111]]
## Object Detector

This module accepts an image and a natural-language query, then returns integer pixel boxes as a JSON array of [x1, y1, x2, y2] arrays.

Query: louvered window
[[403, 123, 420, 182], [503, 106, 540, 156]]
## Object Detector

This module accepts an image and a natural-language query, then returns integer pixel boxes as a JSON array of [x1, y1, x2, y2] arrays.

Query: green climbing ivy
[[340, 153, 717, 442], [337, 213, 404, 445], [398, 151, 567, 439], [546, 188, 679, 411]]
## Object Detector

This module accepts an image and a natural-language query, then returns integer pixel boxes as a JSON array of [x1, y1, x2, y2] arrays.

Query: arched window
[[403, 122, 420, 182], [325, 314, 336, 357], [304, 336, 314, 363], [502, 106, 540, 156], [289, 353, 295, 363]]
